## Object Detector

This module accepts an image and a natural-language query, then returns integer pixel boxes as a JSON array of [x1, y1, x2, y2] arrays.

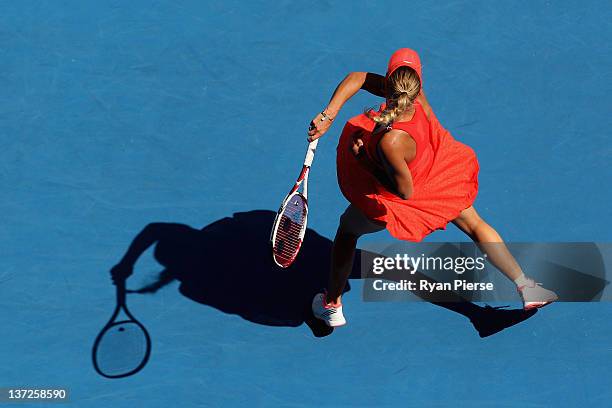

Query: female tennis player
[[308, 48, 557, 327]]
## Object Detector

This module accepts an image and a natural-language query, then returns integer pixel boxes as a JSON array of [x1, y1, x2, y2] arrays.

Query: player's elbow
[[396, 186, 413, 200], [346, 71, 366, 86], [397, 192, 412, 200]]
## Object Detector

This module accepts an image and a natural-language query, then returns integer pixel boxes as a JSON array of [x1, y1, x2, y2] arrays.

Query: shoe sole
[[524, 297, 558, 311], [313, 314, 346, 327]]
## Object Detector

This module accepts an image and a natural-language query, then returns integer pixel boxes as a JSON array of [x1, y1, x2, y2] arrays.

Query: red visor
[[386, 48, 422, 83]]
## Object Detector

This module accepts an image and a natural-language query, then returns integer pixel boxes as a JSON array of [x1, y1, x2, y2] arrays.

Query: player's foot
[[312, 293, 346, 327], [518, 279, 558, 310]]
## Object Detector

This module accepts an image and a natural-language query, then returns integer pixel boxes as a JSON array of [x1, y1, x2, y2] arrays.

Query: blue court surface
[[2, 1, 611, 407]]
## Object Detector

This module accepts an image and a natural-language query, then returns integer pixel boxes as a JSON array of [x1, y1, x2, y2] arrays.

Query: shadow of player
[[110, 210, 537, 338]]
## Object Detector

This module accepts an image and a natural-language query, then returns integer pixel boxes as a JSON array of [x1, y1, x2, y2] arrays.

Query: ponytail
[[366, 66, 421, 127]]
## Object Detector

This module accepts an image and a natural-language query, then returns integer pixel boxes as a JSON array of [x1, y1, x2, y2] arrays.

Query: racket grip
[[304, 139, 319, 167], [115, 279, 127, 305]]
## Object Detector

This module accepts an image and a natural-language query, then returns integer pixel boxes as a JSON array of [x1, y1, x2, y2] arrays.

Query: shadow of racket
[[92, 279, 152, 378]]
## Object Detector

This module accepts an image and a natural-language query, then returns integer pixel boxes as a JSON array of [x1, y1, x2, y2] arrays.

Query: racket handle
[[115, 279, 127, 306], [304, 139, 319, 167]]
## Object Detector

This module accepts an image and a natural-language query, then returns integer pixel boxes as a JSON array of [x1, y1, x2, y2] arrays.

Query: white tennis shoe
[[518, 279, 558, 310], [312, 293, 346, 327]]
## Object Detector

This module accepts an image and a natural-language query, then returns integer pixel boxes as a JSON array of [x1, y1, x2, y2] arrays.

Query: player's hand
[[351, 137, 364, 156], [110, 262, 133, 284], [307, 111, 335, 142]]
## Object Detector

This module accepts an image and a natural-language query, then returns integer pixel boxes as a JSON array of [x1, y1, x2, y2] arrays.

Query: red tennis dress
[[336, 101, 479, 241]]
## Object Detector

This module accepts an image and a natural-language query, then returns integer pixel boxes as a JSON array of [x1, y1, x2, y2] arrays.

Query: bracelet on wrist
[[321, 110, 335, 122]]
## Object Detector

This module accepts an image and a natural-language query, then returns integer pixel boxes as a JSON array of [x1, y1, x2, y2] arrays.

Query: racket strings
[[273, 195, 307, 266], [95, 322, 149, 377]]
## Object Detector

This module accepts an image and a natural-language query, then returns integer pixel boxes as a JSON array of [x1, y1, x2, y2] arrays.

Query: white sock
[[513, 273, 531, 287]]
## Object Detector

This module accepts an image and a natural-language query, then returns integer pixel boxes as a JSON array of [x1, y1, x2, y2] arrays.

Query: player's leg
[[452, 206, 522, 280], [452, 206, 557, 310], [328, 205, 385, 302], [313, 204, 384, 326]]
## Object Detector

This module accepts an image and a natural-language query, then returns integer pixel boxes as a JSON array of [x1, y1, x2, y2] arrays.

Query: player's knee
[[468, 216, 487, 236], [455, 207, 483, 236], [456, 216, 473, 235]]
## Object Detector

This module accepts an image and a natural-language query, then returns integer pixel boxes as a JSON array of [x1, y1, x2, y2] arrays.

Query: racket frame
[[92, 280, 152, 379], [270, 139, 318, 268]]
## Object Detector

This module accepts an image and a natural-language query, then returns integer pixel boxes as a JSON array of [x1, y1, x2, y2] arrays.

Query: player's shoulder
[[379, 128, 416, 153]]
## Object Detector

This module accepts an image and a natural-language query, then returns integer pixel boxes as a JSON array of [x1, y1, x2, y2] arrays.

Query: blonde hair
[[366, 66, 421, 126]]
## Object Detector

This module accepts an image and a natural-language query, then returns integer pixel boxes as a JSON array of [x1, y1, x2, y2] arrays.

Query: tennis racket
[[92, 280, 151, 378], [271, 139, 319, 268]]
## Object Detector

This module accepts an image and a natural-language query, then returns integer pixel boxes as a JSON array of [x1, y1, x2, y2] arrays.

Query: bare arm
[[308, 72, 385, 141], [377, 130, 416, 200]]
